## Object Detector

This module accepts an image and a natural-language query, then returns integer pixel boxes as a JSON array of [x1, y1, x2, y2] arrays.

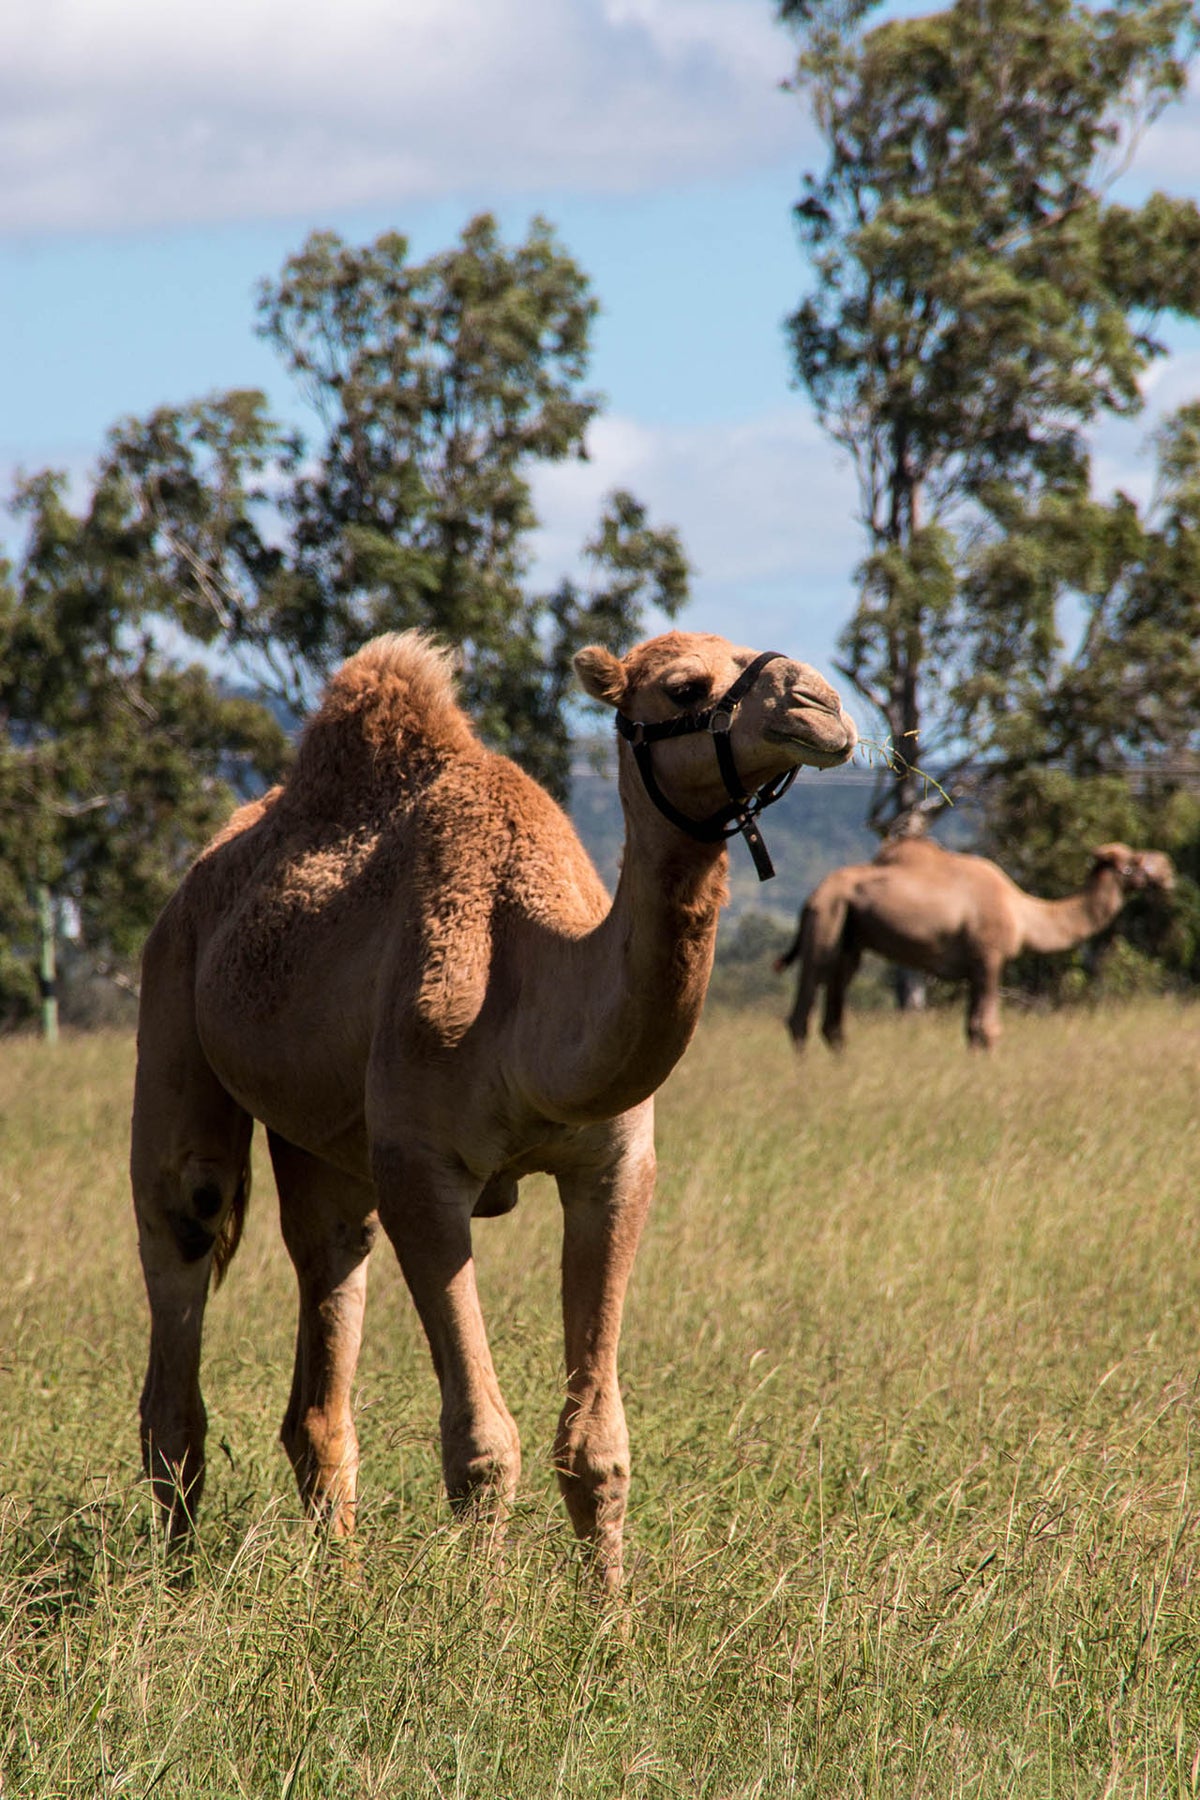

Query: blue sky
[[3, 0, 1200, 693]]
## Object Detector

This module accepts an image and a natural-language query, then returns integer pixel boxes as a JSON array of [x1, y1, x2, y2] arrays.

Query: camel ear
[[574, 645, 628, 707]]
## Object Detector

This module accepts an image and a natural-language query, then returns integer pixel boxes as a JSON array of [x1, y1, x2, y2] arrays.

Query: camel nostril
[[793, 687, 840, 715]]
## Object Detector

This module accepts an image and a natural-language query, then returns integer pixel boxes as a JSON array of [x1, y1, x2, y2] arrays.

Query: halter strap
[[614, 651, 800, 881]]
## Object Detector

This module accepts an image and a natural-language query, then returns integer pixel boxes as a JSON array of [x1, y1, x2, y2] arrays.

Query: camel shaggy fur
[[132, 628, 855, 1586], [778, 836, 1174, 1052]]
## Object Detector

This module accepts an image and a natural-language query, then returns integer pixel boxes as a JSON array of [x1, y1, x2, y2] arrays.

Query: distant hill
[[567, 740, 976, 929]]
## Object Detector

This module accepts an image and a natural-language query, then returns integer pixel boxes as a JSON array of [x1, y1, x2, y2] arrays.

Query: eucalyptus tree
[[103, 214, 689, 799], [0, 471, 288, 1028], [971, 403, 1200, 983], [780, 0, 1200, 832]]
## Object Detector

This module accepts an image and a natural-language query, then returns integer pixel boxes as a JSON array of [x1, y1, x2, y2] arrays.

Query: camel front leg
[[966, 954, 1004, 1049], [554, 1107, 656, 1592], [372, 1144, 521, 1522], [269, 1133, 377, 1536]]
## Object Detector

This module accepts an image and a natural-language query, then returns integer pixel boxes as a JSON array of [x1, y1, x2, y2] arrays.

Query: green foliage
[[0, 472, 289, 1026], [101, 215, 688, 799], [781, 0, 1200, 834], [961, 406, 1200, 784], [969, 397, 1200, 993], [708, 908, 795, 1005]]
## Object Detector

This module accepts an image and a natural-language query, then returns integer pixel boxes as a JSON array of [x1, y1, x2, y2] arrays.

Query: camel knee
[[135, 1155, 247, 1277]]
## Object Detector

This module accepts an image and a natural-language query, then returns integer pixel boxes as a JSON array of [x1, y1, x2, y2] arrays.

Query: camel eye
[[666, 677, 710, 710]]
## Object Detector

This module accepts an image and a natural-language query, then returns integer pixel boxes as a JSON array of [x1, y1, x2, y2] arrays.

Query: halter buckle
[[708, 706, 735, 736]]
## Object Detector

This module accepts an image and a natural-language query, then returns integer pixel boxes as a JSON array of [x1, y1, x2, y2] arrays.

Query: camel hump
[[289, 631, 480, 804]]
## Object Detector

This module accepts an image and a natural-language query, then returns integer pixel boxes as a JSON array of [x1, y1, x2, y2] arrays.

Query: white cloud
[[1140, 342, 1200, 415], [536, 408, 858, 580], [602, 0, 790, 81], [531, 406, 861, 662], [0, 0, 802, 236]]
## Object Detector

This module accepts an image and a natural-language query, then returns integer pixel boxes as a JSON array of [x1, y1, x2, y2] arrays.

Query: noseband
[[614, 651, 800, 881]]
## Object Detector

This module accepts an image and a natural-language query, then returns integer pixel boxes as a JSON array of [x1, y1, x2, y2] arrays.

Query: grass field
[[1, 997, 1199, 1797]]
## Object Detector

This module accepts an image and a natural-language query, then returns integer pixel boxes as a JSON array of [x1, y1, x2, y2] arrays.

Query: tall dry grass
[[1, 998, 1198, 1796]]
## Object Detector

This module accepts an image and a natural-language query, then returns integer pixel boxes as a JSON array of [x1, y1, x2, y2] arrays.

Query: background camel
[[132, 628, 855, 1587], [777, 837, 1174, 1052]]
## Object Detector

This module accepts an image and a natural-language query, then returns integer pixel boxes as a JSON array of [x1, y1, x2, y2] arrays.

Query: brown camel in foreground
[[776, 837, 1174, 1052], [132, 628, 855, 1587]]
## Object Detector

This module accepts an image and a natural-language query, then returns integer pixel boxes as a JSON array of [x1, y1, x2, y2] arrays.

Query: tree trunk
[[892, 966, 927, 1012], [37, 881, 59, 1044]]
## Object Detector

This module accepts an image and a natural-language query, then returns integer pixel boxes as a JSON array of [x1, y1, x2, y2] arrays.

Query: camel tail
[[786, 897, 826, 1043], [211, 1157, 251, 1289]]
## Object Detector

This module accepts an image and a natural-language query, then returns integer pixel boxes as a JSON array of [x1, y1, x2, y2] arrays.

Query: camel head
[[575, 631, 857, 881], [1090, 843, 1176, 894], [575, 630, 857, 816]]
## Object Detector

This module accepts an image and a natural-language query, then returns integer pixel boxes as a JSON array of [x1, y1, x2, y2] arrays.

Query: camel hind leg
[[268, 1133, 377, 1535], [131, 939, 253, 1543], [821, 926, 862, 1051], [787, 892, 857, 1052]]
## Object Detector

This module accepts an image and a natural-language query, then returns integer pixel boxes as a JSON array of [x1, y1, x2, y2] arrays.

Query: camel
[[132, 628, 855, 1588], [776, 836, 1175, 1052]]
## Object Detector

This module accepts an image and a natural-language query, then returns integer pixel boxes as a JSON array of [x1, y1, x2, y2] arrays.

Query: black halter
[[614, 651, 800, 881]]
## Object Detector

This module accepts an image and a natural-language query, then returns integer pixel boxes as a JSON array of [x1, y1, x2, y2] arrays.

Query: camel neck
[[520, 746, 728, 1124], [1017, 869, 1125, 955]]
